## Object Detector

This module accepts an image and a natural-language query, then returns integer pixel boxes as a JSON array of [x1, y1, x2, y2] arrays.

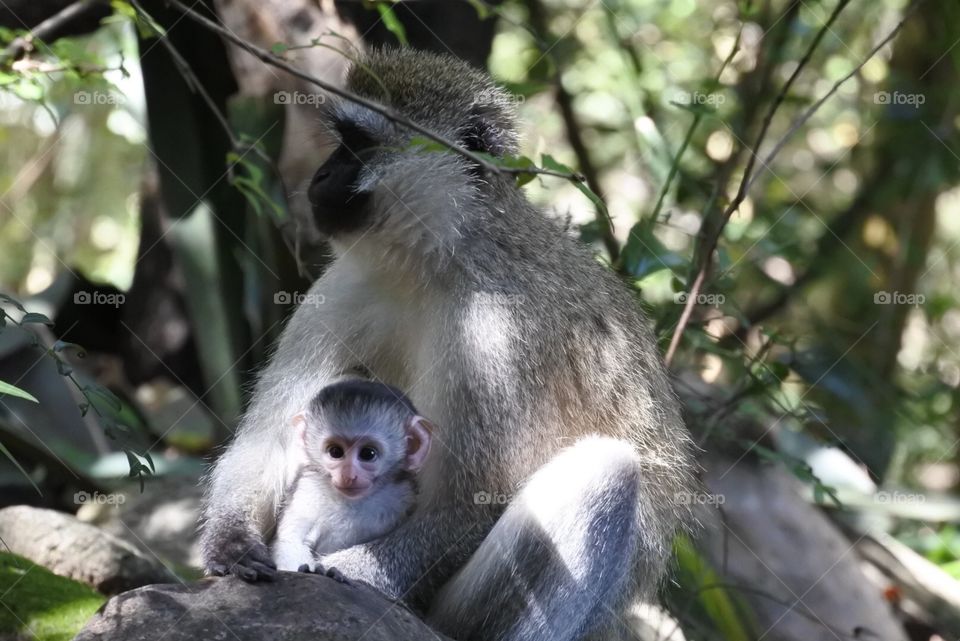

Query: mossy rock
[[0, 552, 105, 641]]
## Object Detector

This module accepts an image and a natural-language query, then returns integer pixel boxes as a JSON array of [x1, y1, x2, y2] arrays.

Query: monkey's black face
[[309, 122, 377, 237]]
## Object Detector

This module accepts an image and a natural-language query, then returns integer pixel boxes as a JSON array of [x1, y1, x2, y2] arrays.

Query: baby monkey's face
[[293, 403, 434, 502], [319, 432, 393, 499]]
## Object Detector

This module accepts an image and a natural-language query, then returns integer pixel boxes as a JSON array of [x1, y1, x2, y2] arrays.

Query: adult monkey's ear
[[462, 102, 517, 157], [404, 416, 434, 472]]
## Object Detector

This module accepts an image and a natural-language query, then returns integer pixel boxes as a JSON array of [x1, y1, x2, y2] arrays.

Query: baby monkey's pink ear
[[404, 416, 433, 472], [291, 412, 308, 445]]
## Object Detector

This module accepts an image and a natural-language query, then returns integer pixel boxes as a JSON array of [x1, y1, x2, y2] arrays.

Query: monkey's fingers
[[208, 563, 229, 577], [232, 541, 278, 581], [235, 559, 278, 582], [325, 567, 349, 584]]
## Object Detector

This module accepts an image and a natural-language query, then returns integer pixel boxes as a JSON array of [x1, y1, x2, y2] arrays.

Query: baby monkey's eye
[[327, 444, 345, 459], [358, 446, 378, 462]]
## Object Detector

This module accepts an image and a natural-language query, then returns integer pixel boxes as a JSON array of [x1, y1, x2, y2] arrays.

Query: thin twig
[[162, 0, 581, 183], [730, 0, 851, 215], [742, 0, 925, 195], [663, 0, 915, 366], [9, 59, 123, 75], [649, 26, 743, 227], [1, 0, 109, 61], [526, 0, 619, 262]]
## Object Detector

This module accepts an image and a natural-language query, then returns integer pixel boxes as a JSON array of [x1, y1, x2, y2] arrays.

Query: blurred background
[[0, 0, 958, 640]]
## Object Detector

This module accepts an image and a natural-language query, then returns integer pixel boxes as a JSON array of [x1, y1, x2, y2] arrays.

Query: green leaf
[[466, 0, 492, 19], [500, 154, 538, 186], [460, 150, 540, 186], [228, 153, 286, 221], [541, 154, 609, 222], [0, 380, 38, 402], [270, 42, 289, 55], [767, 361, 790, 380], [53, 340, 86, 357], [124, 451, 152, 491], [620, 223, 687, 279], [376, 3, 408, 46], [407, 136, 449, 154], [20, 312, 53, 326], [110, 0, 137, 21], [143, 451, 156, 473], [84, 384, 123, 412], [126, 0, 165, 39], [673, 536, 755, 641]]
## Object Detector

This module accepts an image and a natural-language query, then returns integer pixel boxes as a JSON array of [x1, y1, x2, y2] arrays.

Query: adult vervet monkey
[[200, 47, 697, 641]]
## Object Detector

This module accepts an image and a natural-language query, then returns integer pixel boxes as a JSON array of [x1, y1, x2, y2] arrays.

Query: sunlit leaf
[[466, 0, 492, 19], [228, 152, 287, 221], [84, 384, 123, 412], [376, 3, 408, 46], [620, 223, 687, 279], [0, 380, 37, 403], [541, 155, 609, 221], [673, 536, 755, 641]]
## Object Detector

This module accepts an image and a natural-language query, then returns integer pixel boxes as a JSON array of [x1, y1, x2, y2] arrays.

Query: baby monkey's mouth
[[335, 485, 373, 500]]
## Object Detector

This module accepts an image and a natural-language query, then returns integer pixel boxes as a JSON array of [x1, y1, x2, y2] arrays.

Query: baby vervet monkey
[[272, 379, 433, 578]]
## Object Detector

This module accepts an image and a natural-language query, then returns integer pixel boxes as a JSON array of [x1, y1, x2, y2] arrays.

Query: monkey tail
[[426, 435, 646, 641]]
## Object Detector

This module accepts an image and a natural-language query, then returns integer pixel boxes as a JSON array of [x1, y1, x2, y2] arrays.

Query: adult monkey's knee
[[428, 436, 650, 641]]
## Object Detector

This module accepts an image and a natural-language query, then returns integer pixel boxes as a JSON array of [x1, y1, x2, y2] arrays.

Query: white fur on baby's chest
[[300, 477, 415, 555]]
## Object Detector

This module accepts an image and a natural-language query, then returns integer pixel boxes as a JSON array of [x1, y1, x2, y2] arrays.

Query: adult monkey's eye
[[359, 446, 378, 462], [337, 122, 375, 155], [327, 444, 345, 459]]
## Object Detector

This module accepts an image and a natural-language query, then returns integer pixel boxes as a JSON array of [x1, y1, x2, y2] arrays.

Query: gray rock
[[0, 505, 177, 594], [73, 573, 453, 641]]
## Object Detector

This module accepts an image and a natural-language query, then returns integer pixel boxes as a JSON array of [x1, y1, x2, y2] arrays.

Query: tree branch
[[2, 0, 109, 61], [648, 26, 743, 227], [663, 0, 918, 366], [741, 0, 925, 195]]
